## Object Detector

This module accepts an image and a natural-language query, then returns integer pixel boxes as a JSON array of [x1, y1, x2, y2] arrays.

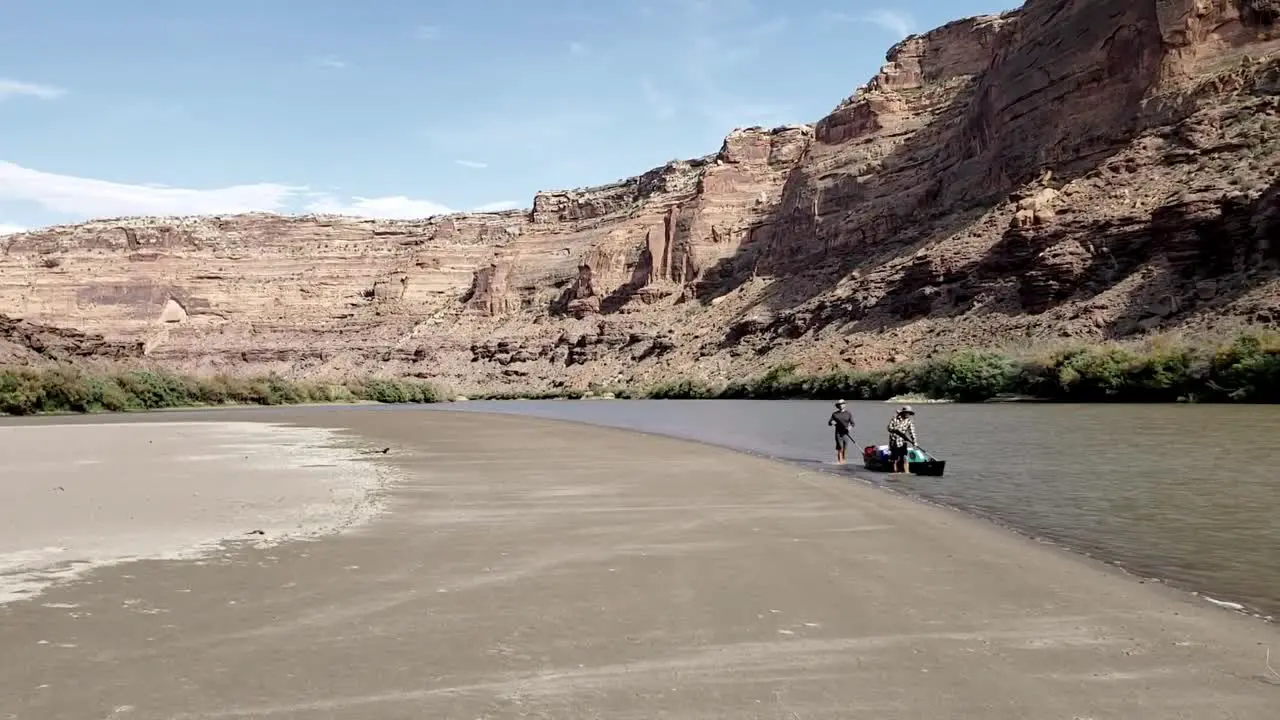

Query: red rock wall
[[1, 0, 1277, 393]]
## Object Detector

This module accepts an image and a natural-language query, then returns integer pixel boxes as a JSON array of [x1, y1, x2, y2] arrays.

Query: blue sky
[[0, 0, 1013, 234]]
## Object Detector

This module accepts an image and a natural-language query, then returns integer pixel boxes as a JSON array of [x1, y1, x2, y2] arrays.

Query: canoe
[[860, 446, 947, 476]]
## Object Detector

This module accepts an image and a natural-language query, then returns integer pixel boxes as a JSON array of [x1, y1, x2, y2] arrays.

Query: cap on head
[[835, 399, 846, 407], [899, 405, 914, 415]]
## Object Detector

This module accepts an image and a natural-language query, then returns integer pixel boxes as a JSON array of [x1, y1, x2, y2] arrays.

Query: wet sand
[[0, 421, 393, 604], [1, 407, 1278, 718]]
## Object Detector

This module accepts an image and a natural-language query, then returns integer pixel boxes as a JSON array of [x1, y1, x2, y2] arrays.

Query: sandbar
[[0, 421, 393, 604], [0, 407, 1278, 719]]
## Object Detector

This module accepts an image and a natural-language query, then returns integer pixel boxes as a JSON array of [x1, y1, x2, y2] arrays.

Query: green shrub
[[0, 367, 445, 415], [37, 367, 97, 412], [0, 369, 44, 415], [1208, 333, 1280, 402], [873, 364, 919, 400], [918, 350, 1017, 401], [645, 378, 717, 399], [802, 369, 886, 400], [302, 382, 350, 403], [1053, 346, 1140, 401], [1011, 357, 1058, 398], [717, 379, 753, 398], [88, 376, 133, 412], [115, 370, 199, 409], [4, 331, 1278, 415], [195, 374, 241, 405], [752, 364, 805, 399], [234, 373, 306, 406], [631, 331, 1280, 405], [356, 377, 441, 404], [1125, 344, 1197, 402]]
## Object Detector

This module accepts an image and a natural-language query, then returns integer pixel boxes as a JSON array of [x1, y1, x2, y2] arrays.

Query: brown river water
[[428, 399, 1280, 619]]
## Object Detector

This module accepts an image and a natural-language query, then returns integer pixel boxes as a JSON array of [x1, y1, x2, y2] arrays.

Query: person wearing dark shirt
[[828, 400, 855, 464]]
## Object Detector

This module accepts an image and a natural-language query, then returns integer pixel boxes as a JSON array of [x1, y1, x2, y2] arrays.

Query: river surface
[[430, 399, 1280, 618]]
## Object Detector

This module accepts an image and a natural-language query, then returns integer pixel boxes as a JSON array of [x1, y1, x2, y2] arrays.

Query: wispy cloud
[[473, 200, 521, 212], [868, 9, 914, 38], [0, 78, 67, 101], [415, 25, 442, 40], [0, 161, 458, 221], [313, 56, 347, 69], [831, 9, 915, 40], [568, 41, 588, 56], [0, 161, 301, 217], [454, 159, 488, 169], [305, 194, 451, 218], [674, 3, 792, 132], [0, 223, 25, 236], [640, 77, 675, 120]]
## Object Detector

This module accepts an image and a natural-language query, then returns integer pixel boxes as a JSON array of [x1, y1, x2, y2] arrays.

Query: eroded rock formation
[[2, 0, 1278, 393], [0, 314, 144, 365]]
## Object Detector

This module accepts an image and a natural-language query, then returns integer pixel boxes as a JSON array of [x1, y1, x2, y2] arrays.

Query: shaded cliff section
[[0, 314, 144, 366], [704, 0, 1280, 367], [1, 0, 1278, 393]]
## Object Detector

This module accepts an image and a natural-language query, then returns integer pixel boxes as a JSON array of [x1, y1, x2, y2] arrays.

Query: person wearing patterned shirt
[[886, 405, 917, 474]]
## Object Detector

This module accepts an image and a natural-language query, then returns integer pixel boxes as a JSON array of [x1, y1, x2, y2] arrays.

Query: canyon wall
[[2, 0, 1278, 394]]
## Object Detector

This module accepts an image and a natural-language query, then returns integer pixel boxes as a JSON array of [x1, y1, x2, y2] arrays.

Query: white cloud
[[0, 161, 464, 222], [415, 25, 442, 40], [454, 159, 488, 169], [0, 160, 300, 217], [0, 79, 67, 101], [834, 9, 915, 39], [568, 41, 588, 56], [314, 56, 347, 69], [0, 223, 25, 236], [305, 194, 452, 219], [472, 200, 521, 212], [868, 9, 914, 38]]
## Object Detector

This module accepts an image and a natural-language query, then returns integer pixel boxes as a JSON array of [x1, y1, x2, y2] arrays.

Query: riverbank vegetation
[[5, 332, 1277, 414], [643, 332, 1280, 403], [0, 367, 442, 416], [466, 331, 1279, 404]]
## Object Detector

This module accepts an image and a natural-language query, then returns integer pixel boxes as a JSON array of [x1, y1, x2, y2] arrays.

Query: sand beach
[[1, 407, 1277, 718]]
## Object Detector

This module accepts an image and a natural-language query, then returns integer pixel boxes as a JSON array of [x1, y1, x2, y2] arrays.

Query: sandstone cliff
[[3, 0, 1278, 394]]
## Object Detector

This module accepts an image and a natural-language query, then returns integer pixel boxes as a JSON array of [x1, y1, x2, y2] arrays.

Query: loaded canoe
[[861, 445, 946, 476]]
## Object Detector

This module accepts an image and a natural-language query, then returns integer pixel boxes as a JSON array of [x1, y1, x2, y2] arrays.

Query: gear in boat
[[862, 444, 946, 476]]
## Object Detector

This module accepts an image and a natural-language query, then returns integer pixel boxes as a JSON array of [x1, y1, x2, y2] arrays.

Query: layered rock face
[[3, 0, 1279, 393], [0, 314, 143, 366]]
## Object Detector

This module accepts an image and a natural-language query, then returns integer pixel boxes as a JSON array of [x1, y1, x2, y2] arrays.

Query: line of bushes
[[642, 332, 1280, 403], [10, 332, 1274, 414], [0, 367, 442, 416]]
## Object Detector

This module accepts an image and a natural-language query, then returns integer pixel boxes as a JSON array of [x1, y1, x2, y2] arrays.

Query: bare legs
[[891, 447, 908, 474]]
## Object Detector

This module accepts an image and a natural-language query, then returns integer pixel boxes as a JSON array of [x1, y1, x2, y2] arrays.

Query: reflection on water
[[435, 399, 1280, 617]]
